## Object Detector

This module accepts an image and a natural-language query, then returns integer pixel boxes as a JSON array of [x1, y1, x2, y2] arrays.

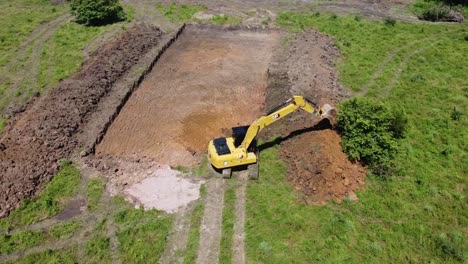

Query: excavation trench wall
[[80, 24, 186, 155]]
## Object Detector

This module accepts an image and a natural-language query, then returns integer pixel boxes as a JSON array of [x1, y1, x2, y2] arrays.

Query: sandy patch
[[125, 166, 203, 213]]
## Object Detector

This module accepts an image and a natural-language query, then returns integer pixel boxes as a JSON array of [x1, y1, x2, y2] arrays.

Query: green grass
[[183, 184, 206, 264], [85, 235, 111, 264], [243, 12, 468, 263], [37, 22, 115, 93], [7, 247, 77, 264], [87, 178, 105, 212], [49, 221, 80, 239], [276, 12, 459, 92], [0, 0, 65, 67], [0, 117, 7, 133], [174, 156, 209, 176], [113, 196, 173, 263], [208, 15, 242, 25], [0, 230, 46, 254], [219, 183, 236, 263], [156, 2, 207, 22], [0, 161, 81, 231]]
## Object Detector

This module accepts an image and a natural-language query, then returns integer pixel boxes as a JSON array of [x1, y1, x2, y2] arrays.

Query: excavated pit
[[96, 25, 281, 167]]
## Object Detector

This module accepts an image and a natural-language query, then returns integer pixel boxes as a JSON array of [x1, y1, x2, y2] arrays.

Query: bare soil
[[0, 24, 163, 217], [262, 29, 366, 204], [97, 25, 280, 167], [281, 128, 366, 204]]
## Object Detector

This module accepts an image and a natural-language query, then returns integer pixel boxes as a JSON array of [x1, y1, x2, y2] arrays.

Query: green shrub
[[384, 17, 397, 26], [337, 98, 407, 174], [70, 0, 125, 26], [420, 2, 464, 22]]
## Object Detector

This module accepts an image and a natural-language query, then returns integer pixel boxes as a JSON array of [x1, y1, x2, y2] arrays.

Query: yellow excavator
[[207, 95, 336, 179]]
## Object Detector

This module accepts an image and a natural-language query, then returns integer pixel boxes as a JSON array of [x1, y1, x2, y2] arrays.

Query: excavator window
[[213, 138, 231, 155]]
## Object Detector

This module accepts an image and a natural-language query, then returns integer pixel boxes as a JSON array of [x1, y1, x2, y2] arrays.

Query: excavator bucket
[[320, 104, 337, 123]]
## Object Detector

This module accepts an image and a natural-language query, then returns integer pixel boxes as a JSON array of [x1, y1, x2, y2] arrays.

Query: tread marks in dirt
[[0, 24, 163, 218], [263, 29, 366, 204]]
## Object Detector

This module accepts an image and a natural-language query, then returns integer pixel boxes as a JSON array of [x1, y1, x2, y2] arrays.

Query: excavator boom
[[207, 95, 335, 178]]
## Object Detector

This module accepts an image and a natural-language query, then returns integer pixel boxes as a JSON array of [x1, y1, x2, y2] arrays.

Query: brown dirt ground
[[96, 25, 281, 167], [262, 28, 366, 204], [0, 24, 163, 217]]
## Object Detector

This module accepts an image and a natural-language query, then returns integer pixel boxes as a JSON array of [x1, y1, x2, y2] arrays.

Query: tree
[[70, 0, 125, 26]]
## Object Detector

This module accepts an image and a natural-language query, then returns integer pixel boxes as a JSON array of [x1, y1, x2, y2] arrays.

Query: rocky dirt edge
[[0, 24, 166, 218], [262, 28, 366, 204]]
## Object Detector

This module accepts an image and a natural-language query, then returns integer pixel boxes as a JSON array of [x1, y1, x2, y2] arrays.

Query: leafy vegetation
[[86, 178, 105, 211], [219, 183, 236, 263], [70, 0, 126, 26], [412, 0, 466, 21], [156, 2, 207, 22], [0, 161, 81, 231], [337, 97, 407, 174], [244, 11, 467, 263]]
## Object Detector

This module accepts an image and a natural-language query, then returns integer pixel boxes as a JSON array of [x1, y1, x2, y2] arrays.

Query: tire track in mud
[[357, 29, 458, 97], [196, 178, 225, 264], [159, 204, 195, 264], [232, 171, 248, 264]]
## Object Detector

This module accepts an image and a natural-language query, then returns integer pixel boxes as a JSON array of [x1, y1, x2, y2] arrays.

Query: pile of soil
[[281, 128, 366, 204], [0, 24, 163, 217], [262, 29, 366, 204]]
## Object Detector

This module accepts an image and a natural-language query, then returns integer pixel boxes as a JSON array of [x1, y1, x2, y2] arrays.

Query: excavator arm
[[240, 96, 325, 151], [207, 95, 335, 177]]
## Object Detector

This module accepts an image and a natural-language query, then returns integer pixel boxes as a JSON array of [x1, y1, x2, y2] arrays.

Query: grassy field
[[245, 12, 467, 263], [0, 165, 173, 263], [36, 22, 114, 93], [0, 0, 125, 133]]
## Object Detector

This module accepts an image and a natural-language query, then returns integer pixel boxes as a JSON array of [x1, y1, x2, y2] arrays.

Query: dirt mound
[[281, 128, 365, 204], [262, 29, 366, 204], [0, 24, 163, 217]]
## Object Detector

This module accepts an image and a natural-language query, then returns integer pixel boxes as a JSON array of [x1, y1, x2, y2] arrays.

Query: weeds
[[219, 183, 236, 263], [208, 15, 242, 25], [183, 184, 206, 264], [49, 221, 80, 239], [87, 178, 105, 211], [156, 3, 207, 22], [384, 17, 397, 26]]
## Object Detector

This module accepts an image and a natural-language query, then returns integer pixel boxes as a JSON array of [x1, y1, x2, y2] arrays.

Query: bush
[[70, 0, 125, 26], [384, 17, 397, 26], [337, 98, 407, 174], [420, 3, 464, 22]]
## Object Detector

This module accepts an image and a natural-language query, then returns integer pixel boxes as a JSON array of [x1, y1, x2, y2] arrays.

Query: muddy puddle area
[[97, 25, 280, 167]]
